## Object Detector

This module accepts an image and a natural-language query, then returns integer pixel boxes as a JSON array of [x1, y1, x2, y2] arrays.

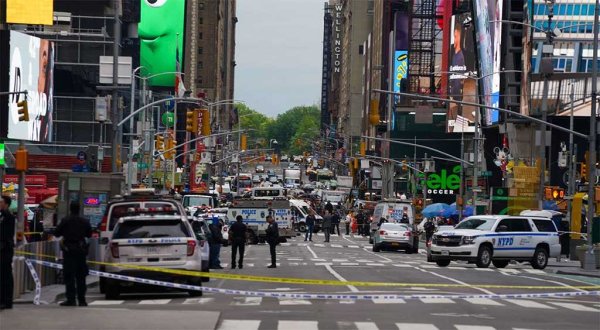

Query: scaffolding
[[409, 0, 442, 96]]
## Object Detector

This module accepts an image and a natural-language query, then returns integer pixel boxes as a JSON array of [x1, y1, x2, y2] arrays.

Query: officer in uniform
[[54, 201, 92, 306], [265, 215, 279, 268], [229, 215, 247, 269], [0, 196, 15, 310]]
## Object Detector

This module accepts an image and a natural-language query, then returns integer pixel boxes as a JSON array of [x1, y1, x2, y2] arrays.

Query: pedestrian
[[356, 209, 365, 236], [322, 210, 332, 242], [332, 210, 341, 236], [208, 217, 223, 269], [325, 201, 333, 214], [304, 210, 316, 242], [424, 218, 435, 243], [54, 201, 92, 307], [229, 215, 247, 269], [345, 211, 352, 236], [265, 215, 279, 268], [0, 196, 16, 310]]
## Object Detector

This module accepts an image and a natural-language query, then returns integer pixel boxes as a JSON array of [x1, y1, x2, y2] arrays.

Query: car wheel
[[435, 260, 450, 267], [531, 246, 549, 270], [298, 223, 307, 233], [476, 245, 493, 268], [373, 244, 381, 252], [105, 280, 120, 300], [492, 260, 509, 268]]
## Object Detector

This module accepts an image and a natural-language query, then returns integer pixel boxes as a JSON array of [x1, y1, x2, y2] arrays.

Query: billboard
[[8, 31, 54, 142], [6, 0, 53, 25], [473, 0, 503, 125], [139, 0, 186, 87], [446, 9, 478, 133], [393, 50, 408, 100]]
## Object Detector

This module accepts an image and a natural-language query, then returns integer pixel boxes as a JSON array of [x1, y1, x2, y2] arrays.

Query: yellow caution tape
[[14, 250, 600, 290]]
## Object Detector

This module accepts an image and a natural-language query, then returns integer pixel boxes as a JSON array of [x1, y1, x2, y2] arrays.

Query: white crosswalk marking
[[341, 262, 359, 266], [474, 268, 494, 272], [218, 320, 260, 330], [419, 264, 438, 269], [279, 298, 312, 305], [231, 297, 262, 306], [183, 297, 215, 304], [354, 322, 379, 330], [372, 298, 406, 304], [498, 269, 520, 274], [348, 245, 360, 248], [246, 263, 255, 267], [332, 258, 349, 262], [523, 269, 546, 274], [138, 299, 171, 305], [504, 299, 555, 309], [393, 264, 412, 267], [396, 323, 439, 330], [447, 266, 463, 270], [331, 244, 343, 248], [89, 300, 124, 305], [366, 263, 385, 266], [278, 320, 319, 330], [455, 325, 496, 330], [548, 302, 600, 312], [420, 297, 454, 304], [463, 298, 505, 306]]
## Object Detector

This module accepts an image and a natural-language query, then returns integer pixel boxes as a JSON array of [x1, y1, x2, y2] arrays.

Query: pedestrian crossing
[[85, 296, 600, 313], [216, 320, 543, 330]]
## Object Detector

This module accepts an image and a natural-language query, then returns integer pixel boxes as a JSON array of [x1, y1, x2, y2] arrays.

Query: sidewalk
[[546, 259, 600, 279], [14, 275, 99, 305]]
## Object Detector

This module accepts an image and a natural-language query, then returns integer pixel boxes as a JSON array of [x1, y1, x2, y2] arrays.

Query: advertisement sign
[[0, 143, 4, 166], [473, 0, 503, 125], [8, 31, 54, 142], [446, 6, 478, 133], [393, 50, 408, 102], [139, 0, 186, 87], [6, 0, 53, 25], [4, 174, 47, 187], [418, 165, 463, 204]]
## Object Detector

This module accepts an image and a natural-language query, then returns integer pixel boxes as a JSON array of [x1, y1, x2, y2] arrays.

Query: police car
[[103, 215, 204, 299], [429, 215, 560, 269]]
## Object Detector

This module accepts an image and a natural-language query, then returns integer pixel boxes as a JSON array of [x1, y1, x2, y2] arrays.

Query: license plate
[[391, 242, 399, 246], [441, 250, 450, 256], [147, 246, 159, 254]]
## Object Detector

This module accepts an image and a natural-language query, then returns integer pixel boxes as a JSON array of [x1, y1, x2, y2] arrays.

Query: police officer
[[54, 201, 92, 306], [208, 217, 223, 269], [0, 196, 15, 310], [265, 215, 279, 268], [229, 215, 247, 269]]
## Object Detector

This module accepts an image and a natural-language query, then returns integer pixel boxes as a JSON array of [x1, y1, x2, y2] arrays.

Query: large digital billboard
[[6, 0, 53, 25], [8, 31, 54, 142], [139, 0, 186, 87]]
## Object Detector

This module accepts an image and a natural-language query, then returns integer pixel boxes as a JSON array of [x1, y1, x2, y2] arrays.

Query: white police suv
[[429, 215, 560, 269]]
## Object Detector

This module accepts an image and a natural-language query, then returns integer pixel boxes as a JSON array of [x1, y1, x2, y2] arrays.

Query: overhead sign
[[162, 112, 175, 127], [6, 0, 53, 25], [418, 165, 461, 196]]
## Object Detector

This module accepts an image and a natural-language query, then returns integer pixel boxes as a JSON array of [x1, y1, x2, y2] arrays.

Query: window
[[455, 218, 496, 231], [199, 32, 203, 39], [496, 218, 532, 232], [198, 47, 203, 54], [114, 220, 190, 239], [532, 219, 557, 233], [198, 61, 203, 69], [359, 45, 364, 55], [199, 2, 205, 9], [199, 17, 204, 24]]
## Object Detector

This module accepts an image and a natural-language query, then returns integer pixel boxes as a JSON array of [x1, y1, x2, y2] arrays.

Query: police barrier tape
[[23, 258, 600, 301], [15, 251, 600, 290]]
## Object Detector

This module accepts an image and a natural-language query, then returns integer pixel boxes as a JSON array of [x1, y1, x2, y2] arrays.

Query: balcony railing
[[530, 72, 599, 115]]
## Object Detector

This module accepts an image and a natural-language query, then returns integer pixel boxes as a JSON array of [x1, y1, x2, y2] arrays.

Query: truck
[[336, 175, 353, 192], [227, 198, 294, 243], [283, 169, 302, 188], [289, 199, 323, 232], [370, 200, 419, 252], [182, 194, 219, 215]]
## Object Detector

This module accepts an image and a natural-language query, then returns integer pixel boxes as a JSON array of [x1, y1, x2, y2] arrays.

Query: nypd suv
[[429, 215, 560, 269]]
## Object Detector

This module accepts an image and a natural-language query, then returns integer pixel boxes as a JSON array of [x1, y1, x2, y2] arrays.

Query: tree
[[267, 105, 320, 152], [235, 103, 273, 148]]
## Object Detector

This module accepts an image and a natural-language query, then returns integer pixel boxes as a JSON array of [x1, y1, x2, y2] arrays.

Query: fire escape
[[409, 0, 439, 97]]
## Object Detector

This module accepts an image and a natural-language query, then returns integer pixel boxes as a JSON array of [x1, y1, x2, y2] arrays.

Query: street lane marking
[[315, 262, 334, 266], [498, 269, 520, 274], [447, 266, 464, 270], [279, 298, 312, 305], [324, 263, 360, 292], [231, 297, 262, 306], [372, 298, 406, 304], [396, 323, 439, 330], [183, 297, 215, 304], [474, 268, 494, 272], [246, 263, 255, 267], [278, 320, 319, 330], [455, 326, 496, 330], [218, 320, 260, 330], [393, 264, 412, 267], [287, 258, 303, 261], [355, 322, 379, 330], [348, 245, 360, 248], [310, 258, 326, 261], [138, 299, 171, 305], [548, 302, 600, 312], [89, 300, 124, 305], [366, 263, 385, 266], [523, 269, 546, 274], [332, 259, 349, 262], [420, 297, 454, 304], [420, 265, 438, 269], [504, 299, 555, 309], [331, 244, 343, 248], [341, 262, 359, 266], [463, 298, 504, 306]]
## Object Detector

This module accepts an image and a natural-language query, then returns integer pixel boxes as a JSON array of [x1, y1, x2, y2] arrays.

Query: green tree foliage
[[236, 103, 273, 148]]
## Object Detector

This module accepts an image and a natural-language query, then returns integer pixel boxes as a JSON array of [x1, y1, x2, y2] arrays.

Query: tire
[[476, 245, 493, 268], [298, 223, 307, 233], [373, 244, 381, 252], [105, 280, 120, 300], [531, 246, 549, 269], [492, 260, 509, 268], [435, 259, 450, 267]]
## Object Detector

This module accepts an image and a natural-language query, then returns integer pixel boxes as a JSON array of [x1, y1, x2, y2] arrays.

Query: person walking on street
[[0, 196, 16, 310], [304, 210, 316, 242], [345, 211, 352, 235], [356, 208, 365, 236], [54, 201, 92, 307], [266, 216, 279, 268], [332, 210, 341, 236], [322, 210, 332, 242], [424, 218, 435, 243], [229, 215, 247, 269], [208, 217, 223, 269], [325, 201, 333, 214]]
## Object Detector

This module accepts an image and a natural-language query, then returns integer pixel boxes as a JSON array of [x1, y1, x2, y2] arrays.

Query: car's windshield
[[455, 218, 496, 231], [183, 196, 211, 207], [113, 219, 190, 239]]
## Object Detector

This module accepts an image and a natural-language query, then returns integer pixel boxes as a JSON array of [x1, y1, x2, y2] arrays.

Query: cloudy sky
[[235, 0, 324, 117]]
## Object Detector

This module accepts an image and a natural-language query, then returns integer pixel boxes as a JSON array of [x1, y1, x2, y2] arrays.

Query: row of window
[[533, 57, 600, 73], [533, 3, 597, 16], [532, 20, 595, 33]]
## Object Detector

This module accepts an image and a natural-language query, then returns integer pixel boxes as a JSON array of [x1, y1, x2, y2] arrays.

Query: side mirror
[[496, 225, 508, 232]]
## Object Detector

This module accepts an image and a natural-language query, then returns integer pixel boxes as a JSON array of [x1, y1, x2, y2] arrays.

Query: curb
[[555, 270, 600, 279], [54, 278, 100, 303]]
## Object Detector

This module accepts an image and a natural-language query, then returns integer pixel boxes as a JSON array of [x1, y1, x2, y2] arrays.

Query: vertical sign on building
[[320, 4, 333, 130], [333, 3, 343, 73]]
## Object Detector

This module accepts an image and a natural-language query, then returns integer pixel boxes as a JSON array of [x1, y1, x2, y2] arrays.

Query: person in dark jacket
[[331, 210, 341, 236], [322, 210, 332, 242], [265, 215, 279, 268], [0, 196, 15, 310], [325, 201, 333, 214], [229, 215, 247, 269], [208, 217, 223, 269], [355, 209, 365, 236], [304, 210, 316, 242], [54, 201, 92, 307]]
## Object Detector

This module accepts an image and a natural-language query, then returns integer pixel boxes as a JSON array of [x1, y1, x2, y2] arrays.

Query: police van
[[227, 198, 293, 243], [429, 215, 560, 269]]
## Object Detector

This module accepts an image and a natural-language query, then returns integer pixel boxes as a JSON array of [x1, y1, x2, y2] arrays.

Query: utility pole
[[539, 0, 554, 209], [111, 0, 121, 173], [472, 101, 480, 215]]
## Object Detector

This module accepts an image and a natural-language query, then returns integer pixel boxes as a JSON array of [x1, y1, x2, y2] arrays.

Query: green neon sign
[[418, 165, 462, 194], [0, 142, 4, 166]]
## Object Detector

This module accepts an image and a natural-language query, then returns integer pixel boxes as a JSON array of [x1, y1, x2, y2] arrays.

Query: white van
[[250, 187, 286, 200], [289, 199, 323, 232], [373, 200, 415, 225]]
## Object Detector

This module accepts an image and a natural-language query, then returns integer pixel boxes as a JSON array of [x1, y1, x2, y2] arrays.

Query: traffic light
[[369, 99, 380, 125], [165, 137, 176, 158], [201, 108, 211, 136], [360, 141, 366, 156], [17, 100, 29, 122], [15, 145, 28, 172], [402, 160, 408, 172], [155, 135, 164, 151], [544, 186, 565, 200], [240, 134, 247, 151], [186, 109, 198, 133], [581, 163, 587, 181]]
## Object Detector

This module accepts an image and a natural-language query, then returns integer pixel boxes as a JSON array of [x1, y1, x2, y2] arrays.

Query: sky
[[235, 0, 324, 118]]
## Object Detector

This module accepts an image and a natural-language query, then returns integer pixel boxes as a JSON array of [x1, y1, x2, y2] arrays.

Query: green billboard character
[[139, 0, 185, 87]]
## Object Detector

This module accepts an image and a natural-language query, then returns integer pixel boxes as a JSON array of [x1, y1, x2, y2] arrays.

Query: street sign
[[164, 96, 175, 111], [162, 112, 175, 127], [137, 162, 148, 169], [0, 142, 4, 166], [141, 177, 159, 184]]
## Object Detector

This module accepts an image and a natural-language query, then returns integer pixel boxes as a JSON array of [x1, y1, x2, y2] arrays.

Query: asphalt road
[[34, 232, 600, 330]]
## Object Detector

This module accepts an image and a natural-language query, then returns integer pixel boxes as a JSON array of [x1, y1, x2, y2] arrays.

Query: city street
[[6, 233, 599, 330]]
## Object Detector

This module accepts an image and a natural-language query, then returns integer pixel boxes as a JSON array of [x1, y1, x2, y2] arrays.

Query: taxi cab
[[103, 214, 203, 299], [429, 215, 560, 269]]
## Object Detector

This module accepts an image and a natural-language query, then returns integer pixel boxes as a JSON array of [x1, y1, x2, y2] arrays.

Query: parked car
[[255, 165, 265, 173]]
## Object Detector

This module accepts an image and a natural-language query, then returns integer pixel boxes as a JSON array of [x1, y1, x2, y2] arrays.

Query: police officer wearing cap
[[266, 215, 279, 268], [229, 215, 247, 269], [0, 196, 15, 310], [55, 201, 92, 306]]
